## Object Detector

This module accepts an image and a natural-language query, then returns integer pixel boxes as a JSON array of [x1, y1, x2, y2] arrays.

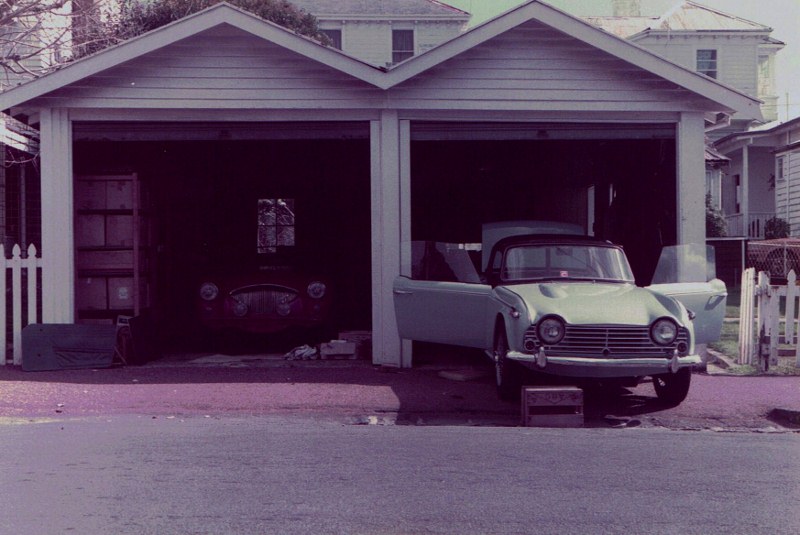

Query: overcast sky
[[444, 1, 800, 122]]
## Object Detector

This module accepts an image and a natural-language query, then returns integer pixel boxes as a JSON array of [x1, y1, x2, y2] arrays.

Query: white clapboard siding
[[388, 20, 708, 111], [30, 29, 384, 110], [0, 244, 42, 366], [636, 35, 759, 97]]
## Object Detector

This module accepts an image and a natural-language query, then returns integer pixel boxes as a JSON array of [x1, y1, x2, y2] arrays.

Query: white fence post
[[12, 244, 23, 365], [1, 243, 42, 365], [738, 267, 756, 365]]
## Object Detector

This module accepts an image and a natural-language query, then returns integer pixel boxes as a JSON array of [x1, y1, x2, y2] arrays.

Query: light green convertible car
[[394, 222, 727, 404]]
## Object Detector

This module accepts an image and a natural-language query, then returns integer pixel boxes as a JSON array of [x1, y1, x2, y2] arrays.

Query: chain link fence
[[747, 240, 800, 280]]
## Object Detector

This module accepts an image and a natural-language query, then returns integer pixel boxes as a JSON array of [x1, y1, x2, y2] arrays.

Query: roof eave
[[0, 3, 386, 111], [383, 1, 763, 120]]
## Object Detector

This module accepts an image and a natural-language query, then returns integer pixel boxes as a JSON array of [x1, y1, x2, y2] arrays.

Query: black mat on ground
[[21, 324, 117, 371]]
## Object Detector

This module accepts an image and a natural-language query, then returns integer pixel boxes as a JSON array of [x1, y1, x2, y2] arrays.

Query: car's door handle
[[393, 289, 413, 296]]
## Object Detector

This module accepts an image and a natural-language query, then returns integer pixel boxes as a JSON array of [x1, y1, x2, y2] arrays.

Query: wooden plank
[[785, 270, 797, 344]]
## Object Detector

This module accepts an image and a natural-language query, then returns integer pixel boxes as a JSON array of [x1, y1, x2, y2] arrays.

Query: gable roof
[[289, 0, 469, 19], [0, 0, 763, 121], [382, 1, 762, 119]]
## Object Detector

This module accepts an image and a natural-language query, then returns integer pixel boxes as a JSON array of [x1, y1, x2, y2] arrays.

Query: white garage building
[[0, 2, 761, 366]]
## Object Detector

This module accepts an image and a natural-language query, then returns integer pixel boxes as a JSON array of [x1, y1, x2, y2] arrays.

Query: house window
[[257, 198, 295, 254], [320, 29, 342, 50], [777, 157, 786, 182], [696, 49, 718, 79], [392, 29, 414, 63]]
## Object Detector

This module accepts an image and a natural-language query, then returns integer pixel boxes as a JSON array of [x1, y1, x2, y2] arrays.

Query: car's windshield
[[501, 244, 634, 283]]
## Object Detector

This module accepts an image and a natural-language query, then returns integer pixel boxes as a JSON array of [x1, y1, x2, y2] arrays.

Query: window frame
[[696, 49, 718, 79], [320, 28, 342, 50], [392, 29, 415, 64]]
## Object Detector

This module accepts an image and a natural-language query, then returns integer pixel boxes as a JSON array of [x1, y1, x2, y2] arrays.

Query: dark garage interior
[[410, 137, 677, 285], [74, 135, 372, 352]]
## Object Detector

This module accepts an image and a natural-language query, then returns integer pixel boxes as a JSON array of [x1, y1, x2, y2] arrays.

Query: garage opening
[[410, 122, 677, 285], [74, 124, 371, 353], [408, 122, 677, 366]]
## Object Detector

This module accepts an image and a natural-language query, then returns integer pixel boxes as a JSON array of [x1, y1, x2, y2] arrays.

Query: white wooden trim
[[0, 2, 763, 121], [39, 108, 75, 323], [370, 110, 406, 367], [381, 2, 762, 119], [399, 119, 413, 366], [676, 112, 706, 245], [0, 4, 384, 111]]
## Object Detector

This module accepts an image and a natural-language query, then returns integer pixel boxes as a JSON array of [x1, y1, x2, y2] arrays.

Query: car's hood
[[502, 282, 683, 326]]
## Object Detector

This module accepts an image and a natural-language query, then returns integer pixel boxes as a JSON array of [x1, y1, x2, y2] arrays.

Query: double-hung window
[[696, 49, 718, 79], [392, 29, 414, 63]]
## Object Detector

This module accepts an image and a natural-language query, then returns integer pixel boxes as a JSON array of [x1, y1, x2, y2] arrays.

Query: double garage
[[72, 121, 676, 352], [1, 3, 761, 366]]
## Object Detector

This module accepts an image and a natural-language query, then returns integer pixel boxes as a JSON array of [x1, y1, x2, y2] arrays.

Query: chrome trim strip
[[507, 351, 701, 368]]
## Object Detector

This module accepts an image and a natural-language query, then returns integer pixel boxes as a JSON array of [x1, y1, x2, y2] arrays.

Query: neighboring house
[[0, 1, 761, 367], [585, 0, 784, 127], [289, 0, 470, 66], [714, 118, 800, 238], [583, 0, 787, 241]]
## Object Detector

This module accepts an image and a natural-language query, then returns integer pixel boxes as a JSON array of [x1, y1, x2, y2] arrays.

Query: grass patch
[[709, 320, 738, 358]]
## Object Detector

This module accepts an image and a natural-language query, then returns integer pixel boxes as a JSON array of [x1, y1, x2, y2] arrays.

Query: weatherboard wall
[[386, 20, 716, 113]]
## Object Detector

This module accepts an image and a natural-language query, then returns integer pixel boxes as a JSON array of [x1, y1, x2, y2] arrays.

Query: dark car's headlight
[[200, 282, 219, 301], [650, 318, 678, 345], [307, 281, 326, 299], [537, 316, 565, 345]]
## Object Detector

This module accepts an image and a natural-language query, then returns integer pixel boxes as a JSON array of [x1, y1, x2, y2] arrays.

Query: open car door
[[646, 244, 727, 345], [393, 242, 491, 349]]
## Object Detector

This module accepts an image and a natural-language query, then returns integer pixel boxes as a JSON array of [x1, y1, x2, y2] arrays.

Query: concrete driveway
[[1, 356, 798, 431]]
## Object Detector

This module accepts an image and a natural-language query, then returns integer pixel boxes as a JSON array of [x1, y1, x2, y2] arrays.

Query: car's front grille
[[230, 285, 298, 314], [523, 324, 689, 358]]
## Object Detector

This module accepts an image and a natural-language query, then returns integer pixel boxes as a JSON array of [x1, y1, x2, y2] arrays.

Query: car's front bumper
[[506, 350, 701, 378]]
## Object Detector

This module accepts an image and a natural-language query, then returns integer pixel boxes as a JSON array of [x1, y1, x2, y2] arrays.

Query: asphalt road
[[1, 416, 799, 535]]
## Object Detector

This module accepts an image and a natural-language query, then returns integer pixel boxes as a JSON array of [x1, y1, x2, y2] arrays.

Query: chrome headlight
[[650, 318, 678, 346], [199, 282, 219, 301], [232, 300, 248, 317], [277, 301, 292, 316], [537, 316, 565, 345], [307, 281, 327, 299]]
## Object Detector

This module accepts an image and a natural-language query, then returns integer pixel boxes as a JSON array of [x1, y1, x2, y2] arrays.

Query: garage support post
[[676, 112, 706, 246], [39, 108, 75, 323], [370, 111, 412, 367]]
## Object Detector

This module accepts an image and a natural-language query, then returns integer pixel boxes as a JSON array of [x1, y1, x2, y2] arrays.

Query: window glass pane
[[392, 30, 414, 63], [257, 198, 295, 254], [321, 29, 342, 50], [696, 49, 717, 78]]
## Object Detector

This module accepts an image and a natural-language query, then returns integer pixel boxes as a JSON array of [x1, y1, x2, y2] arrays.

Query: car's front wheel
[[652, 368, 691, 405], [494, 328, 523, 401]]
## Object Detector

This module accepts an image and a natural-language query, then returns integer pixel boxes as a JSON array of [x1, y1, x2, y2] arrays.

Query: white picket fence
[[739, 267, 800, 370], [0, 243, 42, 365]]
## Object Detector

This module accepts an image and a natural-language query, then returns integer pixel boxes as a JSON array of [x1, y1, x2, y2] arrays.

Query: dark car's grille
[[524, 324, 689, 358], [230, 285, 298, 314]]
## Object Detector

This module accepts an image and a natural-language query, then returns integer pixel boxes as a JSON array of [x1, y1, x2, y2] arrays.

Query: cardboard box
[[106, 180, 134, 210], [75, 180, 107, 210], [319, 340, 357, 359], [521, 386, 584, 428], [337, 330, 372, 359], [108, 277, 135, 309], [76, 249, 133, 271], [75, 277, 107, 310], [75, 214, 105, 247], [105, 215, 133, 247]]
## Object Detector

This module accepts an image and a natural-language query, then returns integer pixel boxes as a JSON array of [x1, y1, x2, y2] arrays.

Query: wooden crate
[[521, 386, 584, 428]]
